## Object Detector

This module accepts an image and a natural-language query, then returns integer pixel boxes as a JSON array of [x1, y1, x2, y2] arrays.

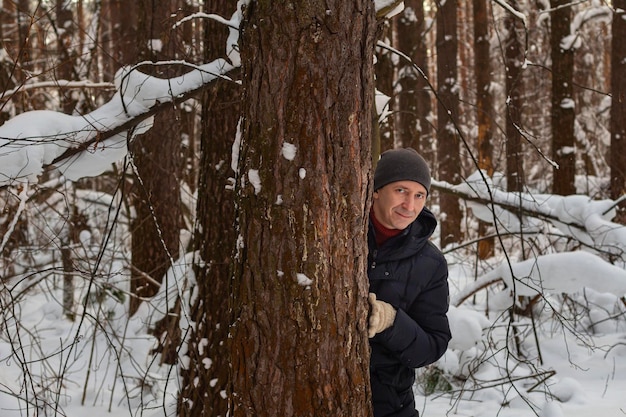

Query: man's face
[[372, 180, 427, 230]]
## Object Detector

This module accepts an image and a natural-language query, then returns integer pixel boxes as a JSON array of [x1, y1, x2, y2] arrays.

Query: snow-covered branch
[[434, 170, 626, 260], [0, 4, 246, 188], [491, 0, 528, 26], [375, 0, 405, 18], [561, 5, 612, 50], [50, 65, 237, 169]]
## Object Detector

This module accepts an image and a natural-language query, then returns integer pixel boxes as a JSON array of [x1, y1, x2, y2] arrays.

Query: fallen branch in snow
[[601, 195, 626, 216], [450, 369, 557, 394], [452, 251, 626, 309], [450, 274, 503, 307]]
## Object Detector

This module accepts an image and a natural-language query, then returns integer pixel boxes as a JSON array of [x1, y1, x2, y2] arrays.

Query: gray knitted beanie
[[374, 148, 431, 193]]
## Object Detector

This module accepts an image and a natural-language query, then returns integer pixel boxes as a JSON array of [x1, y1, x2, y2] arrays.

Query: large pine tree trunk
[[550, 0, 576, 195], [436, 0, 462, 247], [611, 1, 626, 215], [230, 2, 376, 416]]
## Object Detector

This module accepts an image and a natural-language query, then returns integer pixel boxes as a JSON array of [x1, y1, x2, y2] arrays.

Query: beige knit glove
[[368, 293, 397, 338]]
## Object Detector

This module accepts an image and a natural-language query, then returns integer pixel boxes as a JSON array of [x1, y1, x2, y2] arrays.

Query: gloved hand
[[368, 293, 397, 338]]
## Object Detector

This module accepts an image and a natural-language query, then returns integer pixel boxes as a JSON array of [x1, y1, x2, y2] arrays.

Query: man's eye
[[416, 194, 425, 199]]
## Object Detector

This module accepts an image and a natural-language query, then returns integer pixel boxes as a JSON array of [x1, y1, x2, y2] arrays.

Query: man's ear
[[373, 191, 379, 199]]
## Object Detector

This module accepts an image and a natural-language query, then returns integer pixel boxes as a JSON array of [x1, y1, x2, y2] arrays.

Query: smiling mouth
[[395, 210, 415, 219]]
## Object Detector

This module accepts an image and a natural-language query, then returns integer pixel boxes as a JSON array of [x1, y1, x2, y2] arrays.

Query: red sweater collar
[[370, 210, 402, 247]]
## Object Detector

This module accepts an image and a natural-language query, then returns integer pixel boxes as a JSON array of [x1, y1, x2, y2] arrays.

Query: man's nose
[[403, 195, 415, 211]]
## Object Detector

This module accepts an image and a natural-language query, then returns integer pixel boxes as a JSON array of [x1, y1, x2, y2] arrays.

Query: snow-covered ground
[[2, 245, 626, 417], [417, 331, 626, 417]]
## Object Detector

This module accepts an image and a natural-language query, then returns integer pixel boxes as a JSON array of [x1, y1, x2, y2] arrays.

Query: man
[[367, 148, 451, 417]]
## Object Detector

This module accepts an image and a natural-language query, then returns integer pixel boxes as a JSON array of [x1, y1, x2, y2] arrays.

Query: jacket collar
[[368, 207, 438, 259]]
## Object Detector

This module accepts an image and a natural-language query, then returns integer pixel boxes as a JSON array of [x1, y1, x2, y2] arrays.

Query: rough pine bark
[[550, 0, 576, 195], [230, 1, 376, 416], [436, 0, 463, 247], [611, 2, 626, 212]]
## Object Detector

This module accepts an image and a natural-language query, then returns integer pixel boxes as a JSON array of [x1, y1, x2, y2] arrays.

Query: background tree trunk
[[99, 0, 139, 82], [375, 19, 395, 152], [550, 0, 576, 195], [0, 2, 15, 125], [611, 2, 626, 208], [230, 2, 376, 416], [129, 0, 185, 318], [395, 0, 434, 157], [2, 0, 35, 113], [178, 0, 240, 414], [504, 0, 525, 193], [473, 0, 495, 259], [436, 0, 463, 247], [55, 0, 77, 113]]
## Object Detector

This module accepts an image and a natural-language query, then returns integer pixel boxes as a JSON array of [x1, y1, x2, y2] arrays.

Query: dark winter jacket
[[368, 207, 451, 417]]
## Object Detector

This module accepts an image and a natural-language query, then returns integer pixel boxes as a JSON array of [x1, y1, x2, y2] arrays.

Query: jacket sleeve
[[375, 255, 451, 369]]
